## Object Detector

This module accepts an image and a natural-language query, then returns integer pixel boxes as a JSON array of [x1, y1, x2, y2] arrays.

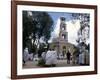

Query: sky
[[48, 12, 73, 22]]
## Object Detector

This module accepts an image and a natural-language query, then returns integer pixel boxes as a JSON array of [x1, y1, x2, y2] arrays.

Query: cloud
[[66, 20, 80, 45]]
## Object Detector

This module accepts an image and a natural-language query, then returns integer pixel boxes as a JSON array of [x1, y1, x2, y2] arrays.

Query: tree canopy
[[23, 11, 54, 53]]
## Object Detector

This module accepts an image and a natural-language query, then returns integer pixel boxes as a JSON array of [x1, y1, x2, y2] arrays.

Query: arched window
[[62, 26, 66, 30], [62, 46, 66, 57], [63, 46, 66, 49], [62, 34, 66, 39], [61, 23, 66, 30]]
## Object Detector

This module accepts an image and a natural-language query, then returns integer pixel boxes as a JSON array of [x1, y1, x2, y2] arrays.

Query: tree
[[71, 13, 90, 62], [71, 13, 90, 44], [23, 11, 54, 54]]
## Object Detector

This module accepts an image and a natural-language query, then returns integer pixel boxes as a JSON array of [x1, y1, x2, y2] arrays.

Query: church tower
[[59, 17, 68, 42], [49, 17, 77, 60], [50, 17, 71, 59]]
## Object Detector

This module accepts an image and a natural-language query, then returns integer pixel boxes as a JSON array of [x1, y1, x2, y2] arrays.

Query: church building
[[49, 17, 76, 59]]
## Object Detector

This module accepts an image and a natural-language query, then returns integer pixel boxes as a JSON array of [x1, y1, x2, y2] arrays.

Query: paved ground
[[23, 59, 79, 69]]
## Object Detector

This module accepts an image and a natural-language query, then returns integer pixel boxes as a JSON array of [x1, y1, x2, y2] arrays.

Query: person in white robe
[[28, 53, 33, 61], [79, 52, 84, 65], [79, 45, 88, 65], [45, 49, 52, 66], [33, 54, 39, 61], [41, 52, 46, 61], [51, 50, 57, 66], [45, 49, 57, 67], [23, 48, 29, 65]]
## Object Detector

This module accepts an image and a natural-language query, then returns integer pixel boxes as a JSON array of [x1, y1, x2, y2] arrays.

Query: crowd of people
[[23, 48, 58, 67], [23, 47, 72, 67], [23, 44, 89, 67], [78, 45, 89, 65]]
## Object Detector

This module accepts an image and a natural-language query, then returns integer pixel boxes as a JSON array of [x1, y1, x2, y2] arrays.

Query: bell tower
[[49, 17, 74, 60], [59, 17, 68, 42]]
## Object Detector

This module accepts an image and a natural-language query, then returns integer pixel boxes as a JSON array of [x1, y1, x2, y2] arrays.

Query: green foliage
[[37, 58, 45, 66], [23, 11, 54, 54]]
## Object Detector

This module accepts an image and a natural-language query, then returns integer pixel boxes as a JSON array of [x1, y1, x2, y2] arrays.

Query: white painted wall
[[0, 0, 100, 80]]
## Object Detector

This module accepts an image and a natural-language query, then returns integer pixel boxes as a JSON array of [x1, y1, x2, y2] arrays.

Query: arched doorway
[[62, 46, 66, 59]]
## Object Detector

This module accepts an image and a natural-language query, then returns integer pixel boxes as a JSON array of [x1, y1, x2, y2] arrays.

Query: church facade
[[49, 17, 76, 59]]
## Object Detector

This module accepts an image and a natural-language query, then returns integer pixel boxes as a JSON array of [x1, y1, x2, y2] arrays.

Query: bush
[[37, 58, 45, 66]]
